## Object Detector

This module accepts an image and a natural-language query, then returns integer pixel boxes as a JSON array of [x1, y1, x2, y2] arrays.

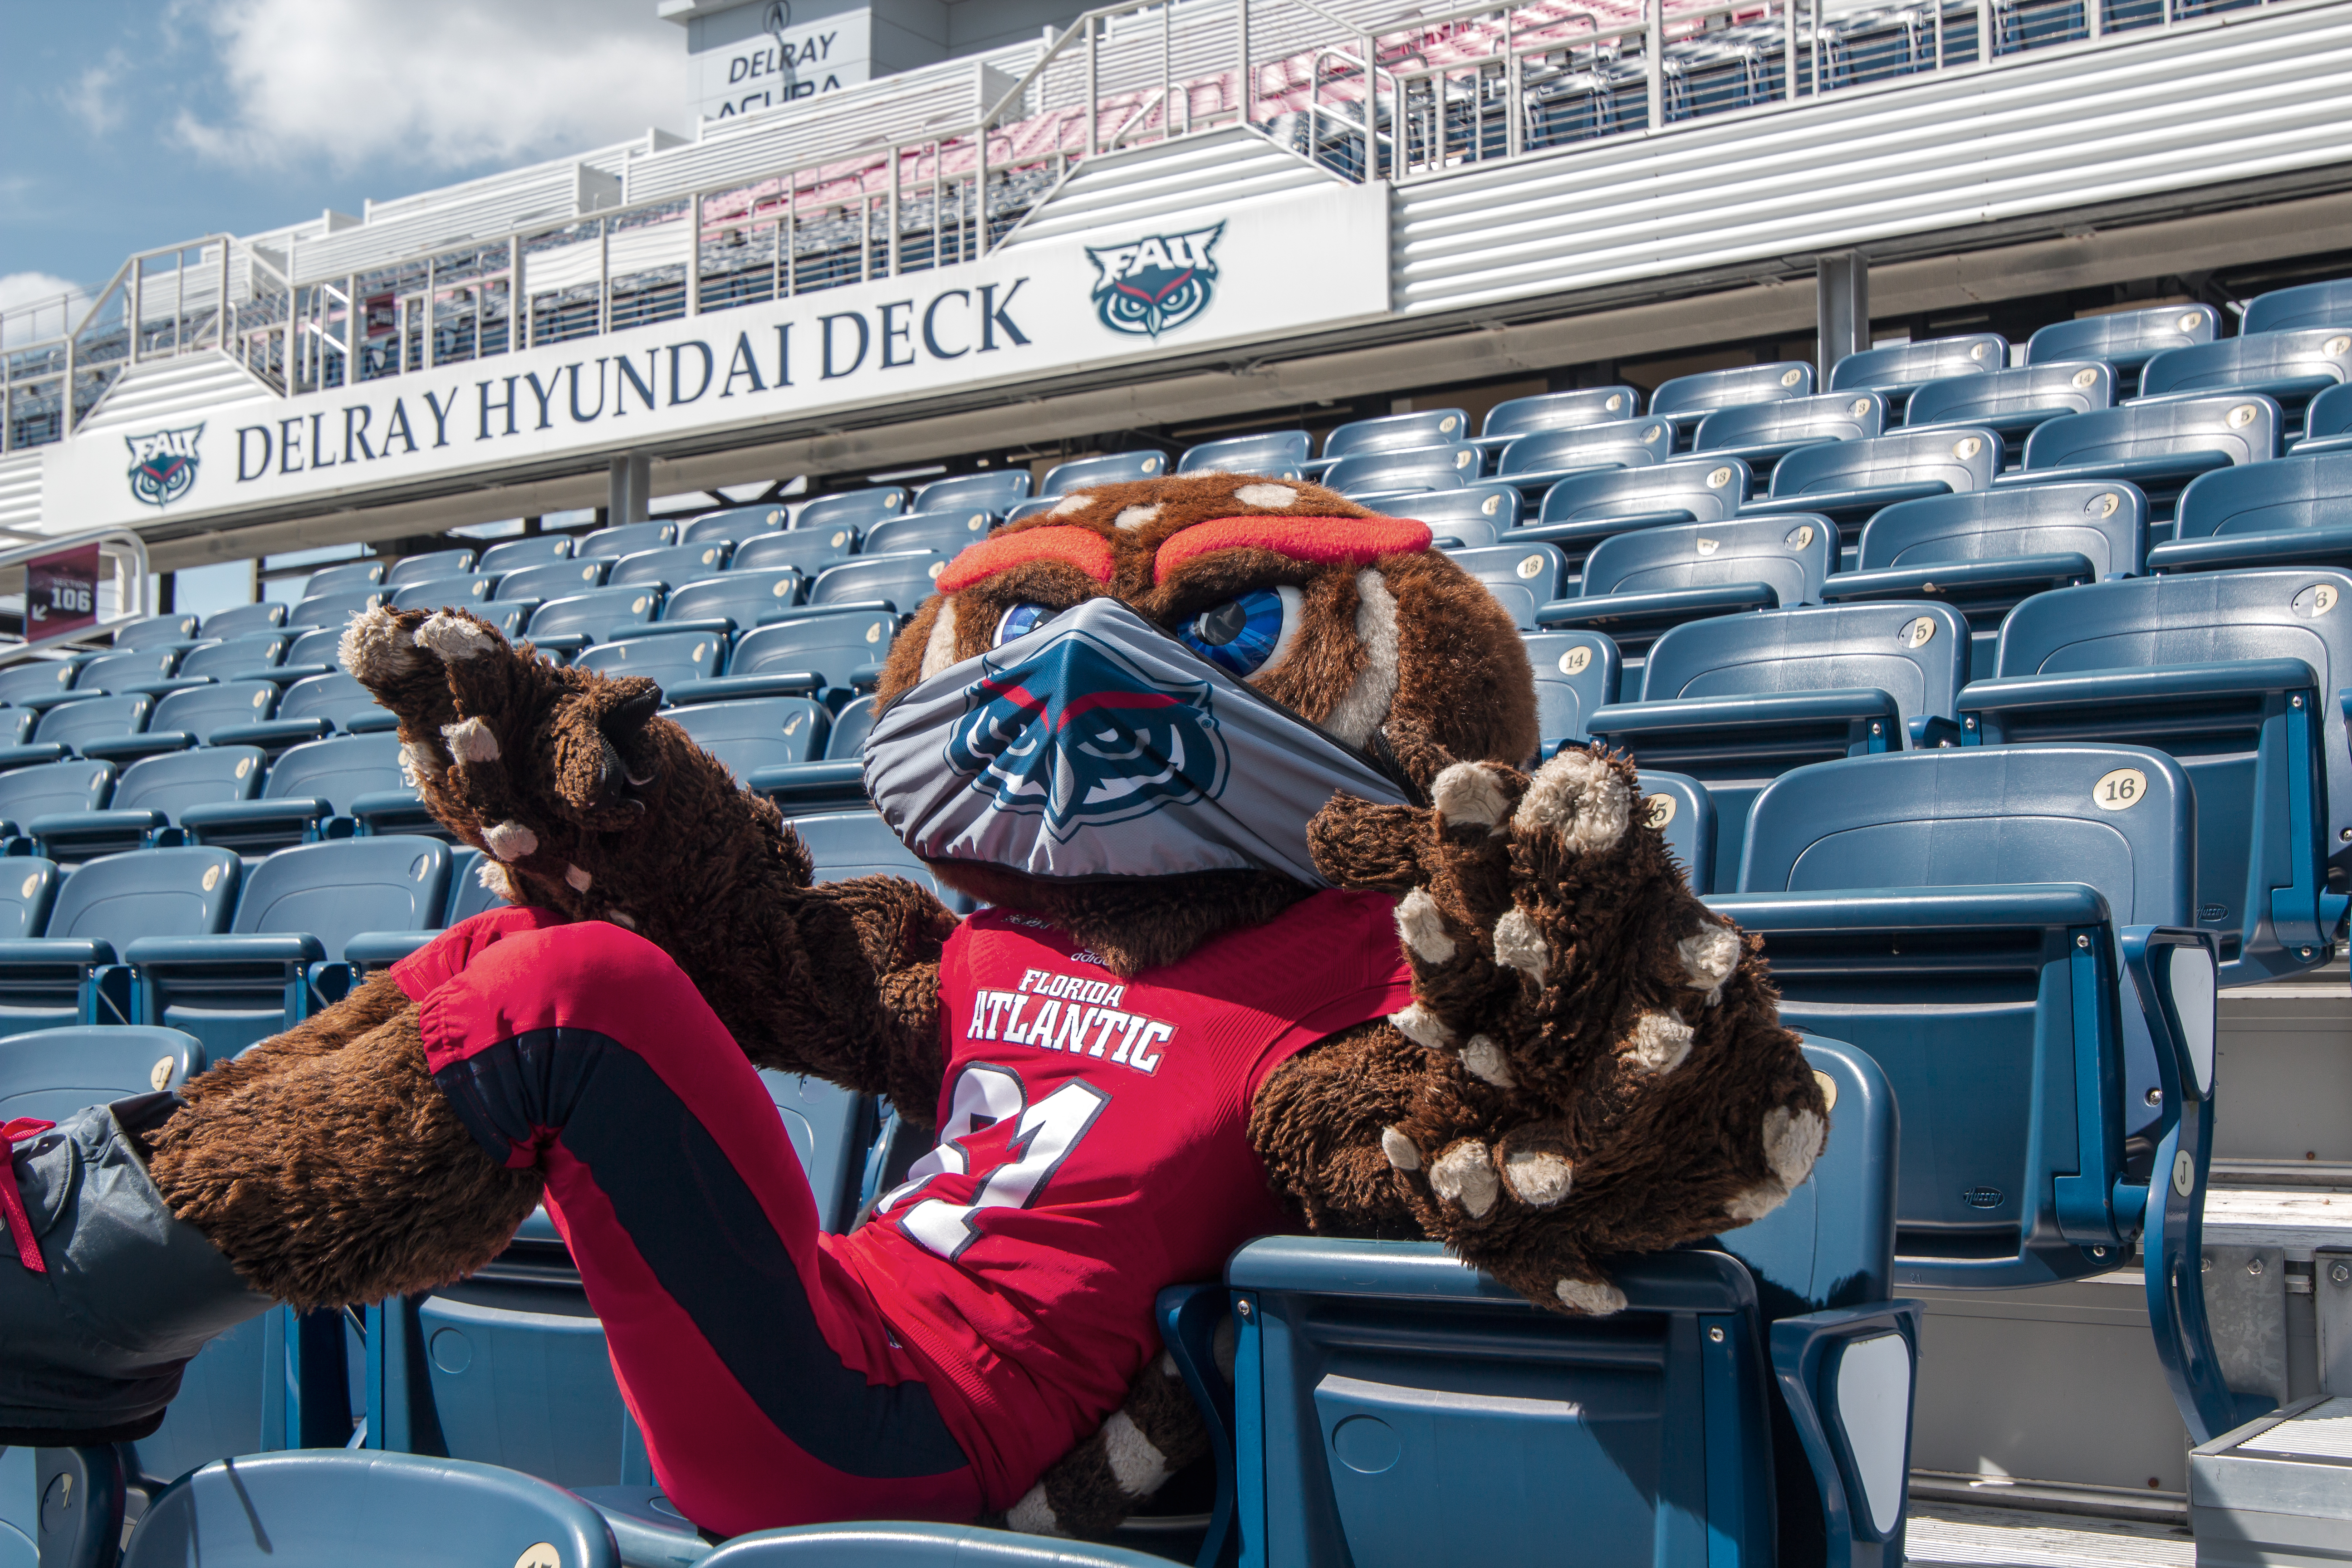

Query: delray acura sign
[[44, 183, 1388, 532]]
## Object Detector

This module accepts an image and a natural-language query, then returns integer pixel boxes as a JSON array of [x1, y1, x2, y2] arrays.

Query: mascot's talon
[[1393, 887, 1457, 965], [1430, 760, 1515, 833], [1764, 1104, 1825, 1189], [1511, 746, 1632, 855], [1622, 1012, 1694, 1075], [1380, 1126, 1422, 1171], [1459, 1034, 1514, 1088], [1430, 1139, 1499, 1218], [1501, 1147, 1572, 1206], [1555, 1277, 1628, 1316]]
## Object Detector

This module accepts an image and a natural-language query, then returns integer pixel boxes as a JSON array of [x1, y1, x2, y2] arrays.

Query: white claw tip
[[339, 606, 423, 682], [1460, 1035, 1515, 1088], [1624, 1011, 1694, 1075], [1380, 1126, 1421, 1171], [1395, 888, 1456, 964], [1504, 1149, 1573, 1206], [1764, 1105, 1824, 1189], [564, 863, 593, 892], [608, 910, 638, 931], [1513, 748, 1631, 854], [1679, 925, 1740, 993], [441, 716, 500, 763], [1390, 1001, 1453, 1049], [1556, 1278, 1627, 1315], [483, 821, 539, 862], [1492, 906, 1549, 983], [1006, 1485, 1063, 1536], [414, 612, 497, 662], [474, 858, 516, 902], [1724, 1181, 1790, 1223], [1430, 761, 1509, 831], [1430, 1139, 1498, 1218]]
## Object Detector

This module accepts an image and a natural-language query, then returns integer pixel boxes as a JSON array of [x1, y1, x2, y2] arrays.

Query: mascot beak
[[865, 597, 1411, 885]]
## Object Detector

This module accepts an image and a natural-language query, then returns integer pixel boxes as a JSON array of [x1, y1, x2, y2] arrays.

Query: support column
[[608, 454, 652, 526], [1817, 250, 1871, 384]]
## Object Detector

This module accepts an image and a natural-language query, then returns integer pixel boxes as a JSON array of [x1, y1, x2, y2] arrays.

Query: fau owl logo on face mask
[[1085, 224, 1224, 340], [945, 630, 1230, 838], [124, 424, 205, 509]]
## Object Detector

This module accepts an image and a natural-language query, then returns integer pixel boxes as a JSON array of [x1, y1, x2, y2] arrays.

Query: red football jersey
[[827, 888, 1412, 1509]]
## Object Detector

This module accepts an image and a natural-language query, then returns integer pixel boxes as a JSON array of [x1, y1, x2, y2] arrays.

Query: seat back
[[911, 471, 1030, 515], [826, 695, 877, 760], [662, 569, 804, 627], [388, 574, 496, 612], [112, 614, 201, 650], [0, 1025, 202, 1128], [574, 631, 727, 688], [665, 698, 829, 779], [527, 587, 661, 642], [233, 837, 450, 951], [0, 659, 81, 706], [0, 858, 58, 938], [2244, 279, 2352, 336], [2174, 450, 2352, 542], [276, 671, 384, 731], [1828, 333, 2007, 397], [1449, 543, 1569, 609], [1857, 480, 2147, 577], [863, 510, 996, 557], [606, 542, 733, 589], [1648, 361, 1814, 426], [1767, 426, 1999, 504], [476, 534, 576, 574], [115, 747, 267, 823], [75, 648, 176, 692], [1496, 419, 1672, 479], [1634, 769, 1716, 891], [288, 588, 388, 630], [578, 521, 676, 558], [680, 502, 791, 544], [733, 528, 862, 577], [0, 760, 114, 823], [202, 601, 287, 639], [798, 811, 955, 901], [2141, 329, 2352, 402], [1325, 446, 1478, 497], [730, 612, 900, 686], [1179, 430, 1311, 476], [1042, 451, 1168, 493], [1386, 481, 1521, 539], [45, 847, 240, 946], [2304, 381, 2352, 445], [809, 552, 944, 612], [263, 734, 406, 813], [2023, 394, 2281, 472], [152, 680, 279, 740], [1581, 514, 1836, 604], [791, 488, 903, 534], [1905, 362, 2114, 429], [1693, 391, 1886, 454], [382, 548, 478, 588], [37, 694, 152, 751], [121, 1450, 621, 1568], [1482, 386, 1642, 439], [177, 635, 292, 681], [302, 560, 385, 597], [497, 559, 611, 601], [2026, 303, 2220, 372], [1716, 1038, 1898, 1311], [1320, 408, 1470, 460], [1521, 630, 1619, 746], [1642, 601, 1968, 716], [284, 628, 344, 668]]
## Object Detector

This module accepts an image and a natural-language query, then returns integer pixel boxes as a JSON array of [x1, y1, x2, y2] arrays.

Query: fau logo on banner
[[1086, 225, 1224, 340], [124, 424, 204, 509]]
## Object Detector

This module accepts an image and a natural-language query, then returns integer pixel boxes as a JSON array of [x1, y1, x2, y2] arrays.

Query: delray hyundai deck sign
[[44, 181, 1387, 531]]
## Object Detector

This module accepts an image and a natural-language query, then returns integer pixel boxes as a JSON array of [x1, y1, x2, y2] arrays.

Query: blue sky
[[1, 0, 684, 335]]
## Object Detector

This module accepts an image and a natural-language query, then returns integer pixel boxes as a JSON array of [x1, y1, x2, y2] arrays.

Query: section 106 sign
[[27, 544, 100, 638]]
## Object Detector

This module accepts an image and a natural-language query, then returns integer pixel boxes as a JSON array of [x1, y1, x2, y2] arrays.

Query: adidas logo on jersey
[[963, 968, 1172, 1074]]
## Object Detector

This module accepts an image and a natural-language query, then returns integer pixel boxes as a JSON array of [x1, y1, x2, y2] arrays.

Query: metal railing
[[0, 0, 2295, 453]]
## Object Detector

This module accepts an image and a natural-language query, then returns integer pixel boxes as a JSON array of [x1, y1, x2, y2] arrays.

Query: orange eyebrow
[[1152, 514, 1433, 585], [936, 525, 1116, 594]]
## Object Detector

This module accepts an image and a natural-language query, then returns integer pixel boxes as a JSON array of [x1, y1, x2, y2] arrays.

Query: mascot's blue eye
[[993, 603, 1055, 647], [1178, 587, 1300, 679]]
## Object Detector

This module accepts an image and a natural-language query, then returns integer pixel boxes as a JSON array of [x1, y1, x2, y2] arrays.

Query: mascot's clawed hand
[[36, 474, 1823, 1544]]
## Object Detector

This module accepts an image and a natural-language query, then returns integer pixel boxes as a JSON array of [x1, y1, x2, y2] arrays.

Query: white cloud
[[172, 0, 683, 177], [0, 274, 93, 348], [66, 51, 128, 137]]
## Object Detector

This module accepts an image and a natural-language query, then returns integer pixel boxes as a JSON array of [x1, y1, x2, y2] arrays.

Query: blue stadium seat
[[2010, 393, 2281, 514], [911, 471, 1030, 515], [607, 542, 733, 589], [1635, 769, 1717, 890], [282, 627, 345, 668], [577, 521, 676, 558], [201, 601, 287, 639], [574, 630, 725, 689], [1178, 430, 1311, 477], [1221, 1035, 1918, 1568], [797, 810, 960, 905], [1693, 391, 1887, 475], [700, 1524, 1171, 1566], [0, 858, 57, 937], [661, 569, 805, 629], [0, 709, 28, 748], [1905, 362, 2115, 459], [444, 848, 506, 926], [476, 534, 576, 574], [1744, 427, 2002, 547], [388, 573, 496, 612], [1445, 543, 1568, 627], [0, 1024, 201, 1122], [2151, 450, 2352, 573], [2140, 329, 2352, 430], [665, 697, 829, 779], [130, 836, 449, 1058], [1829, 332, 2007, 408], [999, 497, 1066, 525], [287, 588, 387, 630], [142, 680, 295, 756], [32, 693, 155, 758], [1520, 629, 1619, 750], [181, 733, 408, 854], [111, 614, 201, 651], [1494, 418, 1673, 493], [300, 559, 386, 597], [1518, 458, 1750, 568], [706, 610, 898, 696], [117, 1450, 621, 1568], [1380, 480, 1520, 545], [0, 846, 237, 1035], [1313, 410, 1471, 475], [31, 746, 267, 862], [1649, 361, 1814, 447], [2026, 304, 2220, 395], [2294, 380, 2352, 454], [750, 695, 876, 815], [680, 501, 791, 544], [809, 552, 944, 613], [797, 487, 907, 532], [1957, 568, 2352, 984], [0, 658, 82, 707], [74, 648, 178, 693], [1537, 514, 1838, 657], [497, 558, 611, 601], [732, 528, 862, 577], [1042, 451, 1168, 493], [1590, 602, 1970, 885], [862, 510, 995, 557], [1711, 745, 2237, 1441], [2243, 278, 2352, 336], [1325, 445, 1480, 497], [176, 633, 292, 681], [0, 758, 112, 826], [1472, 386, 1642, 456], [1824, 482, 2147, 676], [526, 587, 662, 656], [275, 671, 393, 733], [382, 548, 478, 588]]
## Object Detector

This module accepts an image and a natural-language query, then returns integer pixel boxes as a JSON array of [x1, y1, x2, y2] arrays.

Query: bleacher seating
[[0, 846, 238, 1036], [661, 569, 806, 629], [663, 697, 830, 779], [2140, 328, 2352, 430], [1471, 386, 1642, 456], [680, 502, 790, 544], [573, 631, 726, 688], [177, 633, 292, 681], [141, 680, 294, 756], [179, 733, 409, 853], [862, 510, 995, 556], [1903, 361, 2115, 461], [1634, 769, 1716, 890], [283, 627, 344, 667], [289, 587, 387, 630], [911, 470, 1030, 514], [607, 542, 732, 588], [1041, 451, 1167, 492], [0, 858, 58, 936], [1536, 513, 1837, 657], [74, 647, 177, 693], [525, 587, 661, 655], [1445, 542, 1568, 627], [1743, 426, 2001, 545], [2296, 380, 2352, 453], [808, 552, 945, 612], [476, 534, 576, 573], [1828, 332, 2006, 407], [0, 657, 82, 706], [299, 560, 386, 596], [1308, 409, 1470, 477], [2151, 450, 2352, 573], [1516, 459, 1748, 567], [1384, 480, 1520, 544], [1693, 391, 1886, 475], [1177, 430, 1310, 476], [2025, 304, 2220, 396], [795, 488, 906, 531], [389, 573, 496, 612], [578, 521, 676, 558], [1649, 361, 1813, 446], [733, 528, 860, 578], [696, 610, 897, 697], [2009, 392, 2280, 512], [1493, 419, 1672, 494], [2243, 277, 2352, 335], [751, 695, 876, 815], [25, 693, 155, 758], [498, 558, 611, 602], [1324, 443, 1480, 496], [1521, 629, 1619, 750], [112, 614, 201, 650], [382, 548, 477, 588], [0, 762, 117, 848], [31, 746, 267, 862], [201, 601, 287, 638]]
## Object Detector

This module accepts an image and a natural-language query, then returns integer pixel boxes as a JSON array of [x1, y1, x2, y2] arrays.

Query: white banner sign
[[45, 183, 1390, 532], [689, 2, 872, 122]]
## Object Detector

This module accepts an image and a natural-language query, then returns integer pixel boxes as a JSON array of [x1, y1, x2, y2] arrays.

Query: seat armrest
[[1769, 1301, 1926, 1557], [1511, 510, 1700, 554], [1157, 1282, 1237, 1568], [26, 809, 166, 853], [663, 671, 824, 706], [343, 930, 436, 971], [1742, 481, 1953, 519], [616, 618, 734, 640], [848, 662, 886, 691], [0, 744, 71, 770], [1705, 882, 2113, 934], [2120, 926, 2218, 1112], [118, 677, 214, 700], [0, 937, 118, 968], [1226, 1235, 1755, 1310], [530, 633, 591, 657], [1536, 582, 1779, 632], [250, 664, 334, 686], [1909, 714, 1965, 749], [1998, 451, 2234, 491], [344, 709, 399, 734], [347, 789, 434, 835], [205, 718, 333, 750], [123, 934, 326, 969], [1590, 688, 1903, 750], [1958, 658, 2318, 720], [748, 760, 867, 811], [760, 599, 894, 625], [78, 732, 196, 764], [2147, 527, 2352, 573], [1823, 553, 2097, 604], [177, 797, 333, 846]]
